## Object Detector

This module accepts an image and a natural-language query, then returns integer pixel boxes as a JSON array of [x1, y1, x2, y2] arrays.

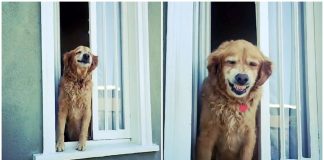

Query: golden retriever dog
[[196, 40, 272, 160], [56, 46, 98, 152]]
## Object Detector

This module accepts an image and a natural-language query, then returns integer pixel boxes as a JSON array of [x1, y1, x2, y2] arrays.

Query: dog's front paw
[[56, 141, 65, 152], [76, 140, 87, 151]]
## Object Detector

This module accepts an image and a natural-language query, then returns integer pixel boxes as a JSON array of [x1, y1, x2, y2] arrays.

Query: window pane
[[96, 3, 124, 131], [268, 2, 310, 159]]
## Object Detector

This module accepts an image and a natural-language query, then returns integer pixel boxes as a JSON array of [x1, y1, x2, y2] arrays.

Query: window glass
[[268, 2, 310, 159], [96, 3, 125, 131]]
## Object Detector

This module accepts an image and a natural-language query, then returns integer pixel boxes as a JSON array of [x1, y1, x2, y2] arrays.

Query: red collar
[[239, 104, 249, 112]]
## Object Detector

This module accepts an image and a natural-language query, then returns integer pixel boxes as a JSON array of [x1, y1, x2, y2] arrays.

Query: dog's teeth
[[234, 84, 246, 91]]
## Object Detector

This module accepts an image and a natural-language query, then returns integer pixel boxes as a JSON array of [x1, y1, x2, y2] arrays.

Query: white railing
[[97, 85, 121, 91]]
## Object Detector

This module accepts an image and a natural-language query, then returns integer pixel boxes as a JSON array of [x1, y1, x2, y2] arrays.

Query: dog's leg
[[56, 103, 68, 152], [77, 107, 91, 151], [240, 129, 256, 160], [196, 128, 218, 160]]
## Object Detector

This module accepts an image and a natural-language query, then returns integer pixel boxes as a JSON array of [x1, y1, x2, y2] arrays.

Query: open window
[[34, 2, 159, 160], [59, 2, 93, 141], [59, 2, 129, 142], [210, 3, 259, 158]]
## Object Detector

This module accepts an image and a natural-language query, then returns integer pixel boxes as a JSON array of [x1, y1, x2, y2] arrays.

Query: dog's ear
[[207, 41, 230, 76], [207, 54, 221, 76], [254, 59, 272, 87], [89, 55, 98, 72], [63, 51, 72, 70]]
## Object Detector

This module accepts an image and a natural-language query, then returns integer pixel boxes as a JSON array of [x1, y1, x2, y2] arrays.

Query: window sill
[[33, 141, 159, 160]]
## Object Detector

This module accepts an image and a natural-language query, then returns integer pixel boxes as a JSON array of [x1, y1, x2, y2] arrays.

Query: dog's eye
[[77, 51, 81, 54], [249, 62, 258, 67], [227, 60, 236, 65]]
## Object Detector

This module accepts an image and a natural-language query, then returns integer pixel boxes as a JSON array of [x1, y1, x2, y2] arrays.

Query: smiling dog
[[56, 46, 98, 152], [197, 40, 272, 160]]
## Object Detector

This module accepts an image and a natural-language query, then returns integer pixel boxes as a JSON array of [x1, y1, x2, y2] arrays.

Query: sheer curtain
[[268, 2, 310, 159]]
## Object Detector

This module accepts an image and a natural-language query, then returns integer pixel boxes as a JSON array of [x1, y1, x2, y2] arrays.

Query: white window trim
[[164, 3, 195, 160], [33, 2, 158, 160], [164, 2, 210, 159], [313, 3, 322, 159], [255, 2, 271, 160]]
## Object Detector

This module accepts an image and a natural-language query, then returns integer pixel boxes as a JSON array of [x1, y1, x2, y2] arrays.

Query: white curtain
[[268, 2, 310, 159]]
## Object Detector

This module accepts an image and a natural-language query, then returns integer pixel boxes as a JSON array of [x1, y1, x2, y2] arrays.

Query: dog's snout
[[83, 54, 90, 60], [235, 74, 249, 85]]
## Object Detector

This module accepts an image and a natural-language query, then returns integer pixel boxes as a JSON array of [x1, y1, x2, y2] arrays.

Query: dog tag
[[239, 104, 248, 112]]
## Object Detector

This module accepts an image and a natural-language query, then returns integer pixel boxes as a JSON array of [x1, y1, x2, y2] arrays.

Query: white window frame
[[33, 2, 158, 160], [256, 2, 321, 160], [164, 2, 210, 159], [164, 3, 194, 159], [256, 2, 271, 160]]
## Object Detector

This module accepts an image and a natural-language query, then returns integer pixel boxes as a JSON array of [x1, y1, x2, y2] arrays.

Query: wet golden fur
[[56, 46, 98, 152], [197, 40, 272, 160]]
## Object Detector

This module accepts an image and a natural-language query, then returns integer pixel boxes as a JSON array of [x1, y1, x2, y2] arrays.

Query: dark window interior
[[60, 2, 89, 74], [59, 2, 92, 141], [211, 2, 257, 51]]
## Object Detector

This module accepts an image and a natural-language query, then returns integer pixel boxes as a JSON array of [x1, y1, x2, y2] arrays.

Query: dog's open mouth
[[228, 80, 249, 95], [77, 59, 89, 64]]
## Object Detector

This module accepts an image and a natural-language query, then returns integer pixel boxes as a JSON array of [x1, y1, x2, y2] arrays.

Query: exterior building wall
[[2, 2, 43, 160]]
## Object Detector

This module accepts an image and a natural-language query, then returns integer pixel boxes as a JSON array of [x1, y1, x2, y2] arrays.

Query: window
[[91, 2, 130, 140], [257, 2, 321, 160], [59, 2, 129, 141], [34, 2, 159, 160]]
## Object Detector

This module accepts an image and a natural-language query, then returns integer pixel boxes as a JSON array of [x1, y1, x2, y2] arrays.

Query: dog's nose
[[83, 54, 90, 60], [235, 74, 249, 85]]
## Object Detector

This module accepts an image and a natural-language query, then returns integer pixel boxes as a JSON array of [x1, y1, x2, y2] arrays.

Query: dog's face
[[208, 40, 272, 98], [74, 46, 94, 68], [223, 50, 260, 97], [64, 46, 98, 75]]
